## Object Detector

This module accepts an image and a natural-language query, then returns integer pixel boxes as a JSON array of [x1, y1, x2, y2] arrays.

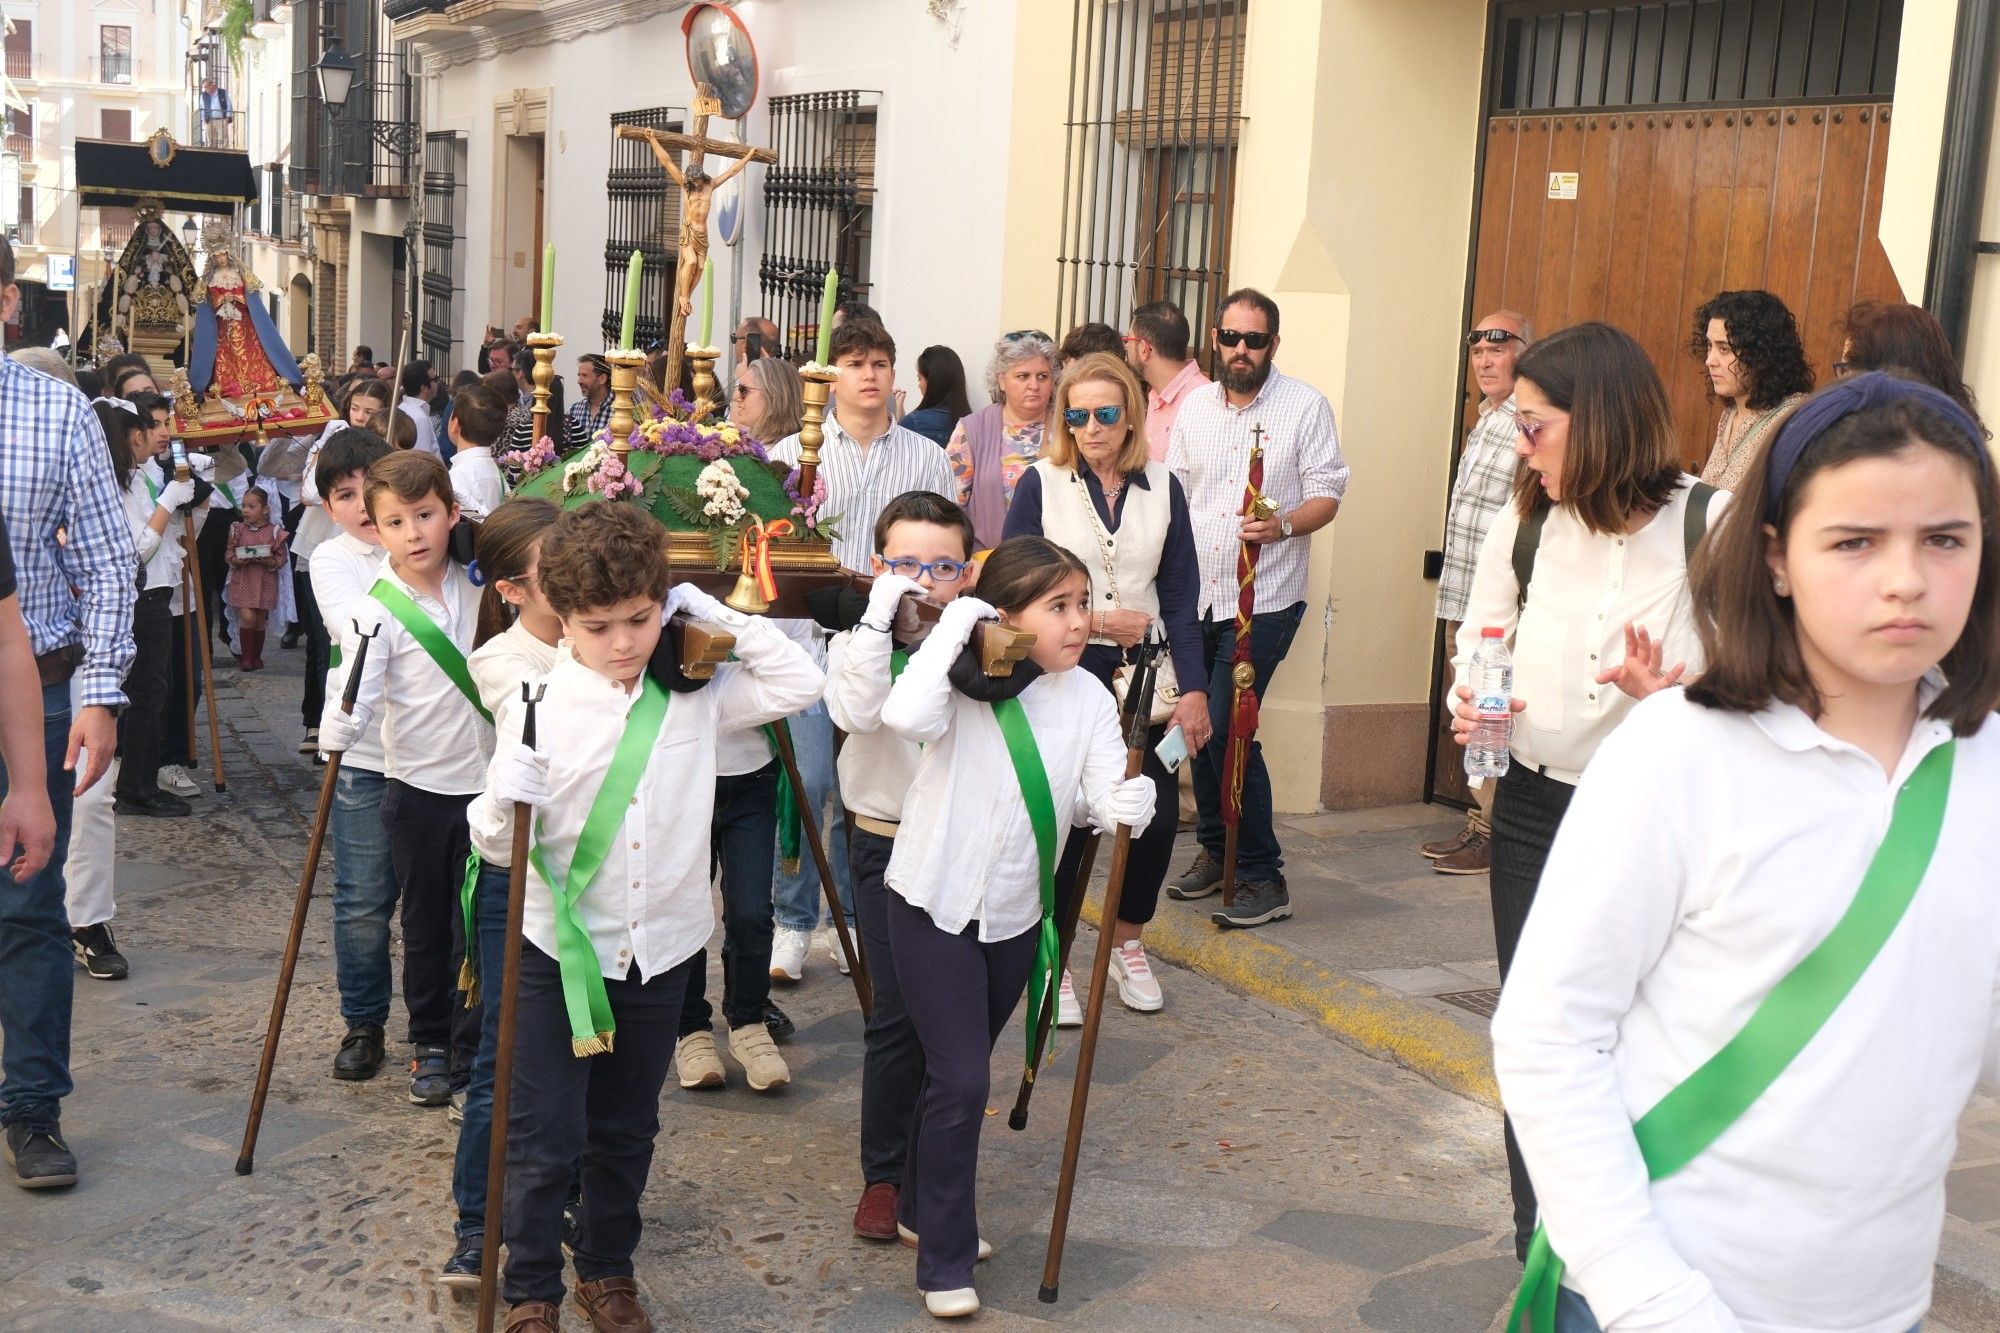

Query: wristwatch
[[1279, 514, 1294, 540]]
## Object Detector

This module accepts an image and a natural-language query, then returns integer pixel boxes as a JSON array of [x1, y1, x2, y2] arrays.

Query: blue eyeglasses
[[1062, 405, 1124, 428], [882, 557, 970, 583]]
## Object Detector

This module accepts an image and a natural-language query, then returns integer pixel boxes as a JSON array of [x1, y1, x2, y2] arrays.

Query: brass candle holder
[[527, 331, 564, 444], [796, 366, 838, 502], [604, 348, 649, 464], [687, 346, 721, 424]]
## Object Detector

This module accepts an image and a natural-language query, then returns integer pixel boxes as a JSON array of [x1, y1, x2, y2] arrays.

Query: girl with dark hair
[[1493, 373, 2000, 1333], [1838, 300, 1983, 425], [878, 534, 1156, 1319], [900, 346, 973, 447], [1449, 321, 1727, 1263], [1689, 289, 1815, 490]]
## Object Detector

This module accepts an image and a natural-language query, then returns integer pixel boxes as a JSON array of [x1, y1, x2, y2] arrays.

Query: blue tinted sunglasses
[[1062, 405, 1124, 428]]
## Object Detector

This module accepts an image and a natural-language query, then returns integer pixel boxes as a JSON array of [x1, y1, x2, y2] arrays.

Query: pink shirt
[[1145, 359, 1210, 462]]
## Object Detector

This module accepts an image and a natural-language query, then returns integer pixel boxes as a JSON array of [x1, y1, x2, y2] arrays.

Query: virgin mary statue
[[188, 216, 304, 409]]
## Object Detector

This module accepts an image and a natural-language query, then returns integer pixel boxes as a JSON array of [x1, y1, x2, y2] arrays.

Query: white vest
[[1032, 457, 1170, 649]]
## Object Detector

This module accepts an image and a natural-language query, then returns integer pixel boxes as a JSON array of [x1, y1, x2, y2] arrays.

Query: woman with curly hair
[[1688, 289, 1815, 490]]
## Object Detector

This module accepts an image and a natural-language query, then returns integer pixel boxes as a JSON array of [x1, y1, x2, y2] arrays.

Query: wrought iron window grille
[[422, 130, 467, 374], [601, 105, 690, 352], [759, 90, 880, 363]]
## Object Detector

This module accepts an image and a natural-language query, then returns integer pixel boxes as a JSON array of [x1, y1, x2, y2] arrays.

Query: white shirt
[[125, 465, 178, 590], [1492, 684, 2000, 1333], [1166, 368, 1350, 615], [467, 614, 823, 981], [292, 421, 349, 561], [882, 613, 1127, 940], [715, 619, 824, 776], [311, 530, 390, 773], [464, 622, 565, 863], [340, 559, 492, 794], [770, 414, 955, 572], [398, 396, 442, 458], [825, 627, 921, 823], [1451, 477, 1728, 784]]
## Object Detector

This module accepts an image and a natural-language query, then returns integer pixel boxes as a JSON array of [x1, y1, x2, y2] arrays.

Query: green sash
[[992, 694, 1060, 1064], [329, 643, 343, 670], [526, 677, 672, 1055], [367, 578, 494, 724], [215, 481, 239, 508], [457, 853, 483, 1004], [1508, 741, 1956, 1332], [142, 471, 160, 504]]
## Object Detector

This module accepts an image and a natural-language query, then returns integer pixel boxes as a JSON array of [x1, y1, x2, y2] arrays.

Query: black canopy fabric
[[74, 136, 257, 213]]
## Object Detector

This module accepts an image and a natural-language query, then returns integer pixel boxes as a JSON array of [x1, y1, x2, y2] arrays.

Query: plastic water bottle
[[1465, 627, 1513, 780]]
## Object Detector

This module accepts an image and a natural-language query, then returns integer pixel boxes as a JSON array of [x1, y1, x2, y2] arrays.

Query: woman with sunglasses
[[729, 356, 805, 447], [1000, 352, 1207, 1015], [947, 331, 1060, 549]]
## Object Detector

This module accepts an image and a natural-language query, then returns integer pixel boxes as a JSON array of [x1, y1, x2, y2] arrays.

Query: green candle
[[815, 266, 839, 363], [539, 244, 555, 333], [698, 258, 713, 348], [619, 249, 643, 351]]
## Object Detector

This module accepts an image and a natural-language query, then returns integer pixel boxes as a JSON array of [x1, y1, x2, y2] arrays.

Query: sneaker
[[4, 1121, 78, 1189], [157, 764, 201, 798], [1433, 831, 1492, 876], [1419, 826, 1474, 860], [898, 1222, 992, 1261], [333, 1024, 385, 1080], [1166, 848, 1223, 900], [71, 923, 129, 981], [1108, 940, 1162, 1012], [1056, 970, 1082, 1029], [408, 1045, 452, 1106], [769, 927, 808, 983], [1212, 877, 1293, 929], [853, 1181, 898, 1240], [439, 1234, 482, 1290], [816, 924, 851, 976], [297, 728, 320, 755], [113, 788, 192, 819], [675, 1031, 726, 1089], [762, 1002, 796, 1042], [448, 1089, 466, 1124], [725, 1022, 791, 1093]]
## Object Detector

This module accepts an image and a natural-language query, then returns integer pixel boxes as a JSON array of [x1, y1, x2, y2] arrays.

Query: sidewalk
[[1088, 804, 2000, 1331]]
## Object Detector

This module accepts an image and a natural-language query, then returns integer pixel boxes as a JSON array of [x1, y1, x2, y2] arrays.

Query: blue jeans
[[0, 682, 77, 1129], [452, 862, 509, 1241], [331, 765, 400, 1029], [1191, 601, 1306, 882], [770, 704, 852, 932], [680, 762, 779, 1034], [1553, 1288, 1915, 1332]]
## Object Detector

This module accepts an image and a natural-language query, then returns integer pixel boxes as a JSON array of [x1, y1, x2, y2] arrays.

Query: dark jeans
[[888, 893, 1038, 1292], [114, 589, 175, 800], [163, 611, 202, 769], [198, 504, 236, 637], [1191, 602, 1306, 882], [1056, 647, 1178, 929], [295, 559, 326, 725], [453, 862, 509, 1240], [851, 827, 922, 1188], [0, 682, 76, 1129], [380, 780, 478, 1065], [1490, 762, 1576, 1259], [679, 762, 779, 1035], [502, 944, 693, 1305]]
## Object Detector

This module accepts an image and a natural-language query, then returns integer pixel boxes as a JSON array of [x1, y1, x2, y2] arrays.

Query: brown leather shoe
[[505, 1302, 561, 1332], [1433, 830, 1491, 875], [574, 1276, 652, 1332], [853, 1180, 898, 1240], [1419, 826, 1474, 859]]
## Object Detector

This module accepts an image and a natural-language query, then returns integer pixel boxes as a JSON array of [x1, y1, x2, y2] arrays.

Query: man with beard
[[1165, 289, 1348, 929]]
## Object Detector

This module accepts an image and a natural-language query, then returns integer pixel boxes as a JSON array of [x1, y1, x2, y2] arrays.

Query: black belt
[[35, 644, 82, 688]]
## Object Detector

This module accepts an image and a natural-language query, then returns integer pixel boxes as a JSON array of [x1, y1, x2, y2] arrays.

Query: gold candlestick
[[605, 348, 648, 464], [796, 366, 838, 503], [527, 331, 564, 446], [688, 346, 720, 424]]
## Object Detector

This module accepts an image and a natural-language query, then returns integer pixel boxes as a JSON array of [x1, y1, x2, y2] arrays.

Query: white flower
[[564, 441, 608, 496], [695, 459, 749, 524]]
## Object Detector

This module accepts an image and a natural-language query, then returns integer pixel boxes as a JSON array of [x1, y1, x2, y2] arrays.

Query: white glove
[[666, 582, 743, 627], [491, 742, 551, 808], [185, 450, 216, 480], [865, 574, 925, 635], [937, 594, 996, 646], [1101, 775, 1157, 832], [156, 477, 197, 512], [316, 706, 363, 754]]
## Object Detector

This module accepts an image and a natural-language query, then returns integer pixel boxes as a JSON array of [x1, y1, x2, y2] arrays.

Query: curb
[[1082, 884, 1501, 1108]]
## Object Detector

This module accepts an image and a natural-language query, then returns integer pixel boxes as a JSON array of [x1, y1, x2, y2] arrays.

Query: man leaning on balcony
[[199, 79, 232, 148]]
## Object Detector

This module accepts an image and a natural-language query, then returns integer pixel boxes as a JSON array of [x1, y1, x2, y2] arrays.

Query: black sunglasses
[[1215, 329, 1272, 350], [1465, 329, 1525, 348]]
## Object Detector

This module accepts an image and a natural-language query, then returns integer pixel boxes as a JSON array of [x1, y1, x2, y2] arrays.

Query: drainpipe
[[1924, 0, 2000, 360]]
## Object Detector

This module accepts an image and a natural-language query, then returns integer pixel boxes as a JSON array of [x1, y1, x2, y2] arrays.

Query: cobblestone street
[[0, 658, 1517, 1331]]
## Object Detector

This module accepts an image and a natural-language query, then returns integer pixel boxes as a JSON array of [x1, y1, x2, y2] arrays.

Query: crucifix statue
[[614, 83, 777, 395]]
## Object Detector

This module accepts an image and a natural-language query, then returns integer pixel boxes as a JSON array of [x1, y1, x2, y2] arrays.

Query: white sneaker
[[815, 924, 851, 975], [157, 764, 200, 798], [924, 1287, 980, 1318], [1109, 940, 1164, 1012], [1056, 970, 1083, 1028], [770, 927, 808, 983]]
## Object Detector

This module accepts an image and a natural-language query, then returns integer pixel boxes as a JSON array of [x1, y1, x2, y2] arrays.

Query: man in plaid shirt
[[1421, 310, 1530, 876]]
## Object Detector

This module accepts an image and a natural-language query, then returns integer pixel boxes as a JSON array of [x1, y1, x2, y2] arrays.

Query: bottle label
[[1475, 693, 1510, 719]]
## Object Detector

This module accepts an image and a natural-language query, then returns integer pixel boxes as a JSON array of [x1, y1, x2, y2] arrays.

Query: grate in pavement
[[1435, 988, 1502, 1018]]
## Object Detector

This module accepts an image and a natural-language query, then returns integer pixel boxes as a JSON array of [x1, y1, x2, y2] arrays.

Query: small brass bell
[[724, 568, 770, 616]]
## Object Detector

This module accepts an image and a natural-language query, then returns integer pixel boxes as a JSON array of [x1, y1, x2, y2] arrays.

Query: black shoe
[[280, 628, 302, 650], [763, 1001, 796, 1042], [1167, 848, 1223, 900], [71, 923, 128, 980], [439, 1234, 482, 1290], [4, 1121, 78, 1189], [333, 1024, 385, 1080], [113, 788, 192, 819], [561, 1200, 581, 1257], [408, 1045, 452, 1105], [1212, 877, 1293, 929]]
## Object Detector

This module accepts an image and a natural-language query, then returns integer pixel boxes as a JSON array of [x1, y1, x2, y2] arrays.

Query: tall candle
[[539, 244, 555, 333], [619, 249, 643, 351], [815, 266, 839, 364], [698, 258, 714, 348]]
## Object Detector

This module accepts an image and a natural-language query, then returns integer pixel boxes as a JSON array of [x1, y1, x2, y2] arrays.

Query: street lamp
[[315, 41, 357, 113], [181, 216, 198, 249]]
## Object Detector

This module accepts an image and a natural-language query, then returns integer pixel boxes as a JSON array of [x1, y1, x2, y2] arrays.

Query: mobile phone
[[169, 438, 188, 473], [1154, 724, 1189, 773]]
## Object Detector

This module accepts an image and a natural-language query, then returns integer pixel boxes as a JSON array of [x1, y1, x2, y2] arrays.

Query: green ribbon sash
[[329, 643, 343, 670], [765, 721, 804, 875], [992, 694, 1060, 1064], [526, 677, 672, 1056], [457, 853, 482, 1004], [1508, 741, 1956, 1332], [368, 578, 494, 724]]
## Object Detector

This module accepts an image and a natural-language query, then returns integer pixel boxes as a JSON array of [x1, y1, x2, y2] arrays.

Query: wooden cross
[[1245, 422, 1278, 520], [613, 84, 777, 393]]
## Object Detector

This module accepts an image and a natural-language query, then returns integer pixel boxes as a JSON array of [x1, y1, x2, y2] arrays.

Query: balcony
[[91, 54, 137, 86], [5, 51, 35, 82], [305, 49, 418, 198]]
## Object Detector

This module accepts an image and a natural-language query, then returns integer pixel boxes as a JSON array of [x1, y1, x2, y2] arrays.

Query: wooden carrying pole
[[236, 622, 379, 1174], [766, 718, 871, 1020], [180, 503, 227, 792], [179, 558, 198, 760], [476, 683, 545, 1333]]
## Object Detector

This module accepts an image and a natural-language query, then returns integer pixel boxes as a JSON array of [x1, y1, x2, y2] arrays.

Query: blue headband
[[1764, 371, 1989, 521]]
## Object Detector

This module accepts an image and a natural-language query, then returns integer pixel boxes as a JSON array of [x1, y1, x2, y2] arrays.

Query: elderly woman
[[729, 355, 805, 445], [947, 330, 1058, 548], [1688, 289, 1814, 490], [1001, 351, 1207, 1014]]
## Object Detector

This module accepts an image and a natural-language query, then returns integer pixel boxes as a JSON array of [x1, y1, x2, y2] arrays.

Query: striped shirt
[[1166, 368, 1350, 616], [1435, 393, 1519, 623], [770, 412, 955, 573], [0, 351, 137, 707]]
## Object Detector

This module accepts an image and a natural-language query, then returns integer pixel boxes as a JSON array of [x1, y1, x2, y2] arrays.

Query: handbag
[[1113, 651, 1179, 725]]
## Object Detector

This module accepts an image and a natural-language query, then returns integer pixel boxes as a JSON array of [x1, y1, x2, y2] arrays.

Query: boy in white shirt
[[469, 501, 822, 1332], [445, 382, 508, 518]]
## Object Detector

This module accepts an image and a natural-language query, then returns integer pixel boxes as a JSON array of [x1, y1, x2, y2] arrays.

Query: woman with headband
[[1493, 372, 2000, 1333]]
